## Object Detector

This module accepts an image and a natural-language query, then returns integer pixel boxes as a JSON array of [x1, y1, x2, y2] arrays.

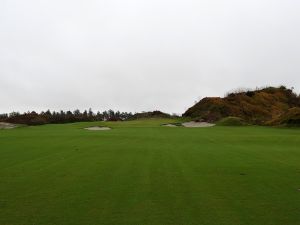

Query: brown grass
[[183, 86, 300, 125]]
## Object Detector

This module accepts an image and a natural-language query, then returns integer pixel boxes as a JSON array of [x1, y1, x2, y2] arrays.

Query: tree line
[[0, 109, 133, 125]]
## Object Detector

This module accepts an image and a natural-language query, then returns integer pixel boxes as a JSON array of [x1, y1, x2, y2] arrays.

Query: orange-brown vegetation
[[183, 86, 300, 125], [268, 107, 300, 126]]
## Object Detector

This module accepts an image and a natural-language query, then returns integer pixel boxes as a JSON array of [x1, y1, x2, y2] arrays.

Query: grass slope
[[0, 119, 300, 225]]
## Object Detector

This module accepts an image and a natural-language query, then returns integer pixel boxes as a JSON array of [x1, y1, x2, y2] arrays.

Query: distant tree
[[102, 111, 108, 121], [73, 109, 80, 116], [107, 109, 117, 121], [82, 110, 88, 121], [0, 113, 8, 121], [96, 111, 104, 121], [65, 111, 74, 122], [9, 112, 20, 117], [2, 108, 133, 125], [88, 108, 94, 120]]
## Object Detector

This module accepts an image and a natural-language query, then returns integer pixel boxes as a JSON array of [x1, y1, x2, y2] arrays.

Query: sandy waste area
[[0, 122, 17, 129]]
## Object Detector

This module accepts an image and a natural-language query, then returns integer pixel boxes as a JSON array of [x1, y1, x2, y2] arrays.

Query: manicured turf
[[0, 119, 300, 225]]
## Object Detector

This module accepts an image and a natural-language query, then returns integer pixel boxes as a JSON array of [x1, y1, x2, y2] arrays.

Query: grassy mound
[[183, 86, 300, 125], [217, 117, 247, 126]]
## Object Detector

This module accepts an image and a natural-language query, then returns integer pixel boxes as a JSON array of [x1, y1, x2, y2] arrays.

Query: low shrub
[[278, 107, 300, 126], [217, 117, 247, 126]]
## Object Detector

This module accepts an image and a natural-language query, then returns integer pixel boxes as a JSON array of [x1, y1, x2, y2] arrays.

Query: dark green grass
[[0, 119, 300, 225]]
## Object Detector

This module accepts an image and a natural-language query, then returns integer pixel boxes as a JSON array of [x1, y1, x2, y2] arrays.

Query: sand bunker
[[84, 126, 111, 131], [0, 122, 17, 129], [162, 121, 215, 128], [162, 124, 178, 127], [182, 121, 215, 128]]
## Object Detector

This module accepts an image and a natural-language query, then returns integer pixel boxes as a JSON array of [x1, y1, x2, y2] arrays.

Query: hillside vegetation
[[183, 86, 300, 125], [268, 107, 300, 126], [216, 117, 247, 126]]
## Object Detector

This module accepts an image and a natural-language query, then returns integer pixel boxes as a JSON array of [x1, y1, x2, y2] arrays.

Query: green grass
[[0, 119, 300, 225]]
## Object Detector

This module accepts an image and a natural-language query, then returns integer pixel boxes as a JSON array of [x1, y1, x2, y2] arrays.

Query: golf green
[[0, 119, 300, 225]]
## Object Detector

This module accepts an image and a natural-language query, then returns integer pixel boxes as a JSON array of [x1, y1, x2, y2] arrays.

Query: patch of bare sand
[[162, 124, 178, 127], [84, 126, 111, 131], [0, 122, 17, 129], [182, 121, 215, 127]]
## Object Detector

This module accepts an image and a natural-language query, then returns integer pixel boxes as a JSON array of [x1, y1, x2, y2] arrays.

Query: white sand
[[162, 124, 178, 127], [0, 122, 17, 129], [84, 126, 111, 131], [182, 121, 215, 128]]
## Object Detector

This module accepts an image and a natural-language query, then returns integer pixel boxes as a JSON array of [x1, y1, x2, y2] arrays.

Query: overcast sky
[[1, 0, 300, 114]]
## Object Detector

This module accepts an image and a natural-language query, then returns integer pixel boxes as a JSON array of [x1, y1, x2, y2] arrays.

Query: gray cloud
[[1, 0, 300, 114]]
